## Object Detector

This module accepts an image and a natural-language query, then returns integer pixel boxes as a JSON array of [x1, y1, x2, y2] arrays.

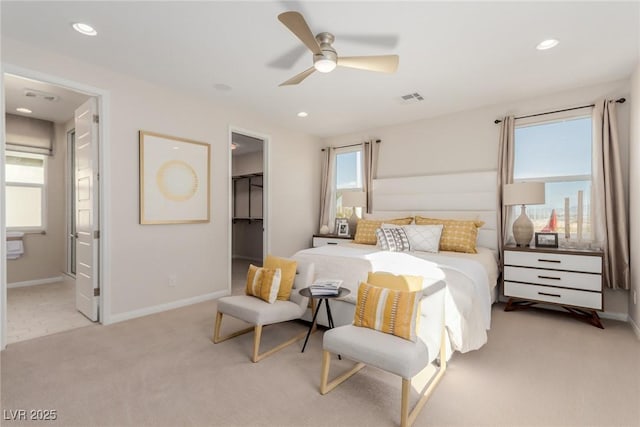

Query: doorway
[[230, 130, 268, 295], [2, 72, 101, 345]]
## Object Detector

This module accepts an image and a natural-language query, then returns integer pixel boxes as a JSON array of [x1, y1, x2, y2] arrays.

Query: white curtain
[[497, 116, 516, 258], [363, 140, 380, 214], [592, 100, 630, 290], [319, 147, 337, 233]]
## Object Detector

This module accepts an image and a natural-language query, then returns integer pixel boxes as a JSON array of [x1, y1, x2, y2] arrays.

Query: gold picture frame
[[139, 131, 210, 224]]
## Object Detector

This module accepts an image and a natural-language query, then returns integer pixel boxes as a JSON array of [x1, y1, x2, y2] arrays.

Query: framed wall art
[[139, 131, 210, 224]]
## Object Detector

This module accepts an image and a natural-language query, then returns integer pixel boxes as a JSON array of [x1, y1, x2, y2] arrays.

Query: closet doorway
[[3, 73, 99, 344], [230, 130, 268, 295]]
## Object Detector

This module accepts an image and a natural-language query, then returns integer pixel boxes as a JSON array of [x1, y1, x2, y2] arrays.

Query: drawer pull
[[538, 275, 561, 280], [327, 242, 338, 245], [538, 291, 561, 298], [538, 258, 561, 263]]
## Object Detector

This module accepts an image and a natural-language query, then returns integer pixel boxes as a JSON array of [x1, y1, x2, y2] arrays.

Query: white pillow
[[402, 224, 444, 253]]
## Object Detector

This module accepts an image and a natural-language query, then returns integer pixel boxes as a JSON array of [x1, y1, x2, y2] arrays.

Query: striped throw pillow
[[376, 227, 411, 252], [353, 282, 422, 342], [245, 264, 282, 304]]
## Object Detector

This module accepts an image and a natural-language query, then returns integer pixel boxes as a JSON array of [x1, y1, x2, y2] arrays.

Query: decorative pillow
[[354, 217, 413, 245], [353, 282, 422, 342], [401, 224, 444, 253], [245, 264, 281, 304], [414, 216, 484, 254], [366, 271, 424, 292], [375, 227, 411, 252], [264, 255, 297, 300]]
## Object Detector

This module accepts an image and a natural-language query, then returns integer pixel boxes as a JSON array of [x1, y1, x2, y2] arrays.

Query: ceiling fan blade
[[267, 45, 307, 69], [338, 34, 399, 49], [278, 11, 322, 55], [337, 55, 399, 73], [279, 66, 316, 86]]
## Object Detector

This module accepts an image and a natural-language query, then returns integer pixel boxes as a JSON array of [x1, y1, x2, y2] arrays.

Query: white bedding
[[293, 243, 498, 353]]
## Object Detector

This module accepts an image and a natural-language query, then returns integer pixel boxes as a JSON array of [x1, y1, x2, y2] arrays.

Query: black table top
[[298, 287, 351, 299]]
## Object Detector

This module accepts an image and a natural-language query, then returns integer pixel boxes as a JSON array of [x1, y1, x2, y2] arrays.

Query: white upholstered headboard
[[371, 171, 498, 252]]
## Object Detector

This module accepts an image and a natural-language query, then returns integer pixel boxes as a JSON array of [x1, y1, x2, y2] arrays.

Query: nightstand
[[502, 245, 604, 328], [312, 234, 354, 248]]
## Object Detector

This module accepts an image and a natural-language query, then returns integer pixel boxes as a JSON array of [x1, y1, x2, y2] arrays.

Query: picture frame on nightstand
[[335, 218, 350, 237], [535, 232, 558, 248]]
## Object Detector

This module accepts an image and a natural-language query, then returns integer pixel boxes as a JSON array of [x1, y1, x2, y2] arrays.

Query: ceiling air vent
[[23, 88, 59, 102], [400, 92, 424, 104]]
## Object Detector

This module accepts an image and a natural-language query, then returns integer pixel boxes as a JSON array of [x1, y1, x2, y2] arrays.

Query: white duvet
[[293, 244, 496, 353]]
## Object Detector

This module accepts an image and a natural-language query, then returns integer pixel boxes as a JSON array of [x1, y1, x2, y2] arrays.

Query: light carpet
[[1, 298, 638, 426]]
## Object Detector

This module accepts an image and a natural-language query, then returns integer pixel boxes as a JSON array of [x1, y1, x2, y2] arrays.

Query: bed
[[293, 171, 499, 354]]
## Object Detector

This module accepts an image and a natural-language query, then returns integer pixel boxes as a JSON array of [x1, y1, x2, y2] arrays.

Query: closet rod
[[321, 139, 381, 152], [493, 98, 626, 124]]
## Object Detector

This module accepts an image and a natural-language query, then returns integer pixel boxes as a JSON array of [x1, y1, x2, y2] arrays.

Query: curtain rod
[[494, 97, 626, 124], [321, 139, 381, 151]]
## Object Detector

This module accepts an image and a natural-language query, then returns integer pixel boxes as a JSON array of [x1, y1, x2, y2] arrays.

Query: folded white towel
[[6, 239, 24, 260]]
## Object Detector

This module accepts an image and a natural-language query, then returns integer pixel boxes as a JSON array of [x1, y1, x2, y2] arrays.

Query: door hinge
[[93, 114, 99, 124], [94, 288, 101, 297], [94, 230, 100, 239]]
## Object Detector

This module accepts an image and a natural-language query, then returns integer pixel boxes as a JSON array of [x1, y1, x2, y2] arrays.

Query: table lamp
[[503, 182, 546, 247], [341, 191, 367, 235]]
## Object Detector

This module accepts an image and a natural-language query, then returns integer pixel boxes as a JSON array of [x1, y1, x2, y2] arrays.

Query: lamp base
[[513, 205, 534, 247], [347, 212, 359, 236]]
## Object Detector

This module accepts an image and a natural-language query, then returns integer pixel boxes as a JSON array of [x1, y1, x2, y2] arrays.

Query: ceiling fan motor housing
[[313, 32, 338, 72]]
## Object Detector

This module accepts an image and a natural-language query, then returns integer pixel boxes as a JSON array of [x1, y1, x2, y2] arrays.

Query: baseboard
[[8, 276, 64, 289], [599, 311, 629, 322], [108, 289, 230, 324], [630, 316, 640, 340]]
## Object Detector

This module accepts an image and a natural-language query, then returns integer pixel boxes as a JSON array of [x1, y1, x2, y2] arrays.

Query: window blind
[[5, 113, 54, 156]]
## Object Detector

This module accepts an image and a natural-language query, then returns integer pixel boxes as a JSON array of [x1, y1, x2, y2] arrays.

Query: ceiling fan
[[277, 11, 399, 86]]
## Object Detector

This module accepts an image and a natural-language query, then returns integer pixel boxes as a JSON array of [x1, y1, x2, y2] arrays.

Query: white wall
[[6, 119, 67, 284], [324, 79, 632, 318], [2, 38, 322, 320], [629, 62, 640, 335]]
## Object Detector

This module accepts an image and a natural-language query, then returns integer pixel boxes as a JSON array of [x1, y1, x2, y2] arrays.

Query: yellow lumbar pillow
[[353, 282, 422, 342], [366, 271, 424, 292], [245, 264, 281, 304], [414, 216, 484, 254], [354, 217, 413, 245], [263, 255, 297, 300]]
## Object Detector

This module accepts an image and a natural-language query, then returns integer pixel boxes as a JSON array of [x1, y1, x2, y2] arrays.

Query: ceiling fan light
[[314, 58, 336, 73]]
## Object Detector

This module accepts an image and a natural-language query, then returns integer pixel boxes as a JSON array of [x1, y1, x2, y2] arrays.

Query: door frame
[[227, 126, 270, 294], [0, 64, 112, 350]]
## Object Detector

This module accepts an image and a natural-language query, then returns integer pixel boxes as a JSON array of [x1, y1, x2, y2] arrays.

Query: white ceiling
[[232, 132, 263, 156], [4, 74, 90, 123], [2, 1, 638, 137]]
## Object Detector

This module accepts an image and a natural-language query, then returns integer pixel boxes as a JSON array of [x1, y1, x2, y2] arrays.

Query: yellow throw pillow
[[353, 282, 422, 342], [354, 217, 413, 245], [245, 264, 281, 304], [264, 255, 297, 300], [366, 271, 424, 292], [414, 216, 484, 254]]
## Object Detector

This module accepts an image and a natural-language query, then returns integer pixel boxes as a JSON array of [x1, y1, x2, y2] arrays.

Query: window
[[334, 146, 363, 218], [5, 151, 46, 231], [514, 115, 592, 240]]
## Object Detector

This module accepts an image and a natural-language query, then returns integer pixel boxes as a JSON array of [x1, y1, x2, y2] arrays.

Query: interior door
[[74, 98, 99, 321]]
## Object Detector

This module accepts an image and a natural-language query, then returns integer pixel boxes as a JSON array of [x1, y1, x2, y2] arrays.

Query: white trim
[[1, 64, 111, 342], [0, 70, 7, 350], [629, 316, 640, 340], [599, 311, 629, 322], [7, 276, 64, 289], [108, 290, 229, 324]]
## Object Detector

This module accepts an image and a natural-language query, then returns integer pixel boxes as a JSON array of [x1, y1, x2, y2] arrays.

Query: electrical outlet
[[168, 275, 177, 287]]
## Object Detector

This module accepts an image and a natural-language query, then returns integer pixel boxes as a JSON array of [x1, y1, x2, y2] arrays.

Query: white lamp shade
[[341, 191, 367, 208], [503, 182, 545, 206]]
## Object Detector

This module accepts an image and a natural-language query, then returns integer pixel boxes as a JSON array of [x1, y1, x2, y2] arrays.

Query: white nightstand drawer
[[313, 237, 353, 248], [504, 281, 602, 310], [503, 266, 602, 292], [504, 250, 602, 274]]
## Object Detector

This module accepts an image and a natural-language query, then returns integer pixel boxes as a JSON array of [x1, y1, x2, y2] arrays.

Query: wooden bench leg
[[320, 350, 365, 395]]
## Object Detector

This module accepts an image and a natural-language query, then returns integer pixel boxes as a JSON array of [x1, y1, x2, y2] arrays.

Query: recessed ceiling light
[[536, 39, 559, 50], [16, 107, 32, 114], [231, 143, 238, 150], [72, 22, 97, 36], [297, 111, 308, 118]]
